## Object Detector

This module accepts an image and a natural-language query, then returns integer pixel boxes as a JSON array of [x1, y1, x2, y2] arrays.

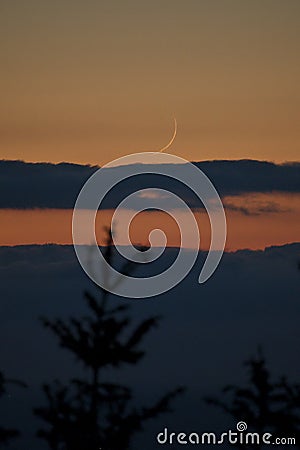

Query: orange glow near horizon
[[1, 194, 299, 251]]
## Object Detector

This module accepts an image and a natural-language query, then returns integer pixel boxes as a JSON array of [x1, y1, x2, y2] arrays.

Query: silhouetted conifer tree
[[35, 229, 183, 450], [204, 348, 300, 448]]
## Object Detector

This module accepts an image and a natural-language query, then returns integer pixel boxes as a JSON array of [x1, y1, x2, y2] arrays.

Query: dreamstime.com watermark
[[72, 152, 227, 298], [156, 421, 296, 446]]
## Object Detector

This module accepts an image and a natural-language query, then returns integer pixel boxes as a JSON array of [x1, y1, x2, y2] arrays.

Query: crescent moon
[[158, 118, 177, 152]]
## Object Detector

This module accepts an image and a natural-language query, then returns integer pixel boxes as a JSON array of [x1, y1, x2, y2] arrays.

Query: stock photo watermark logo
[[156, 421, 296, 446], [72, 152, 226, 298]]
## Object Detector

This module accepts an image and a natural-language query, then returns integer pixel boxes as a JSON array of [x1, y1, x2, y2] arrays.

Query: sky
[[1, 0, 300, 165], [1, 197, 299, 250], [0, 1, 299, 249]]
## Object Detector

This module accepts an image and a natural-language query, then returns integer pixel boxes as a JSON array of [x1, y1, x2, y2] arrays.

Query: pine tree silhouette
[[34, 229, 183, 450], [0, 371, 26, 446], [204, 348, 300, 448]]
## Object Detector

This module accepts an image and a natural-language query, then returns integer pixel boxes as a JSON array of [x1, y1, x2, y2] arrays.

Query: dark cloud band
[[0, 159, 299, 209]]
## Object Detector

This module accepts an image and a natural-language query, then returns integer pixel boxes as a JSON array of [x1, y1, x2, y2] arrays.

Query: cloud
[[0, 159, 299, 209], [223, 200, 291, 216]]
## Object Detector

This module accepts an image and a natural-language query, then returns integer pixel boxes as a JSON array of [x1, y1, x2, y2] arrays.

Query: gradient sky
[[1, 0, 300, 165], [1, 1, 299, 251]]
